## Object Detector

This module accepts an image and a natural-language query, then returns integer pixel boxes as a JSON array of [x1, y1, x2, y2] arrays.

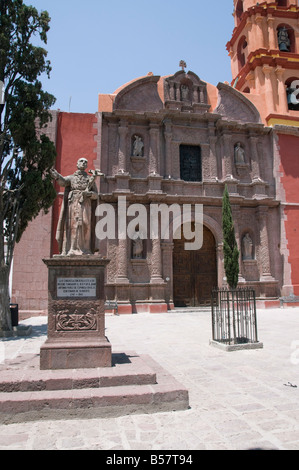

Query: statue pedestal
[[40, 256, 111, 370]]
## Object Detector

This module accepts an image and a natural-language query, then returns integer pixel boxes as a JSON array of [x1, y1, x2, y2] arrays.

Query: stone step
[[0, 354, 156, 393], [0, 353, 189, 423]]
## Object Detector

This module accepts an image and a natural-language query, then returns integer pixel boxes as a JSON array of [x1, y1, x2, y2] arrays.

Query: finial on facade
[[179, 60, 187, 72]]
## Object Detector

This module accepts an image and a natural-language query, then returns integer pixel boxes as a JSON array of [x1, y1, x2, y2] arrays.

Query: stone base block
[[40, 337, 112, 370], [209, 339, 264, 352]]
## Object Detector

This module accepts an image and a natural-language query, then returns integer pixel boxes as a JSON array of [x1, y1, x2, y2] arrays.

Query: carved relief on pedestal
[[56, 310, 97, 331], [49, 302, 98, 332]]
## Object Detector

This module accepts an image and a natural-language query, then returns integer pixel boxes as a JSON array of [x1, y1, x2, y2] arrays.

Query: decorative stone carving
[[51, 159, 103, 256], [56, 309, 97, 331]]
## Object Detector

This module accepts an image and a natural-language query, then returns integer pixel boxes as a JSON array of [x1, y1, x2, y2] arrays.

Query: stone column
[[267, 16, 277, 50], [275, 66, 288, 114], [116, 239, 129, 284], [201, 143, 210, 182], [208, 123, 218, 180], [256, 206, 274, 281], [255, 16, 265, 48], [169, 83, 175, 100], [149, 123, 159, 175], [199, 86, 205, 104], [118, 120, 128, 173], [164, 119, 173, 178], [262, 65, 275, 115], [249, 134, 262, 181], [222, 133, 234, 180], [151, 238, 163, 283], [192, 86, 199, 104], [175, 83, 181, 101], [161, 241, 174, 310]]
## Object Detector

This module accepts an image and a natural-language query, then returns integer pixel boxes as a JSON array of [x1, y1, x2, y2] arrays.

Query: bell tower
[[227, 0, 299, 125]]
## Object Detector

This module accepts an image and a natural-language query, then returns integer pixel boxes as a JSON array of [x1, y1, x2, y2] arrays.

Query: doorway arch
[[173, 224, 217, 307]]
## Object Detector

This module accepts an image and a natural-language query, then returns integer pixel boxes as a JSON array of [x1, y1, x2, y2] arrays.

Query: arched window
[[285, 77, 299, 111], [236, 0, 244, 25], [237, 36, 247, 70], [277, 0, 287, 7], [277, 24, 295, 53]]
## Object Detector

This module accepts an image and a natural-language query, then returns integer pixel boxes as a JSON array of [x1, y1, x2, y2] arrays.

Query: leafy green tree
[[0, 0, 56, 331], [222, 185, 239, 289]]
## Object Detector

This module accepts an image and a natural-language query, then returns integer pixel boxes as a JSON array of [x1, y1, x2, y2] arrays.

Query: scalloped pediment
[[215, 83, 261, 124], [113, 75, 163, 113]]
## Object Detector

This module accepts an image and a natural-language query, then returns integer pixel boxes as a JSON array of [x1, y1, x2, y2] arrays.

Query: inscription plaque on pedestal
[[40, 256, 111, 370], [57, 278, 97, 298]]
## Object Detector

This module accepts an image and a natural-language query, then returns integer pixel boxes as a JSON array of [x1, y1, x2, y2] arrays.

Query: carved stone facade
[[11, 68, 283, 313], [94, 69, 280, 312]]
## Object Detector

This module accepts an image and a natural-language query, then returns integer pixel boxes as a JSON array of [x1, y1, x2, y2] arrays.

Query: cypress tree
[[0, 1, 56, 331], [222, 185, 239, 289]]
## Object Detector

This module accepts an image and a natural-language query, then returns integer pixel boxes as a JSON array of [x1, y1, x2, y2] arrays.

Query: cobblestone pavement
[[0, 307, 299, 450]]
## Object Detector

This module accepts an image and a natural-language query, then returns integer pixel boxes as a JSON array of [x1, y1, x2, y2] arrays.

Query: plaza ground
[[0, 306, 298, 450]]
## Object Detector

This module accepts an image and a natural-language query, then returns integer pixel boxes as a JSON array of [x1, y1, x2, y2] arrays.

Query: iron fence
[[211, 288, 259, 345]]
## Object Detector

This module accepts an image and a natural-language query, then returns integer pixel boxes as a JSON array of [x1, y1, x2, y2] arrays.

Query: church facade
[[11, 0, 299, 314]]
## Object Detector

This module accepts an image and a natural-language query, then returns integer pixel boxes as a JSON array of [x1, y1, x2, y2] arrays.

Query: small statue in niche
[[278, 26, 291, 52], [234, 142, 246, 165], [181, 84, 189, 101], [132, 135, 144, 157], [132, 232, 144, 259], [242, 233, 254, 260]]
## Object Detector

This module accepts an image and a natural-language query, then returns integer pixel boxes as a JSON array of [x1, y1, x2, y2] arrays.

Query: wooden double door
[[173, 225, 217, 307]]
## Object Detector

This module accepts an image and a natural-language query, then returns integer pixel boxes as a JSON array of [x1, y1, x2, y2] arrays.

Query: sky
[[27, 0, 235, 114]]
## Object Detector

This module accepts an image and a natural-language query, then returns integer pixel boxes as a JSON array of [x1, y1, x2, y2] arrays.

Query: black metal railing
[[211, 288, 259, 345]]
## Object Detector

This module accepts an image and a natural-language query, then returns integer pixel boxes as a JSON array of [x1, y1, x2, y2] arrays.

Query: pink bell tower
[[227, 0, 299, 126]]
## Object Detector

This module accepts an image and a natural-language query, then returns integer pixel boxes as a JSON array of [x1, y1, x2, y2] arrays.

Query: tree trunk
[[0, 265, 12, 332]]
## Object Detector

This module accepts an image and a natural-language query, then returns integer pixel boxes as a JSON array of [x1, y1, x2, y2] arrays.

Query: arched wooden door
[[173, 224, 217, 307]]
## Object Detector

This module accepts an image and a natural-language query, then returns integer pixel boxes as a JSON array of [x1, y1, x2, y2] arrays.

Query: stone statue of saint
[[132, 233, 143, 259], [242, 233, 253, 260], [234, 142, 245, 164], [278, 27, 290, 52], [50, 158, 103, 256], [132, 136, 144, 157], [181, 84, 189, 101]]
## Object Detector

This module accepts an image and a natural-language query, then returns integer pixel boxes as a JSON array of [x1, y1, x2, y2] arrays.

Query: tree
[[0, 0, 56, 331], [222, 185, 239, 289]]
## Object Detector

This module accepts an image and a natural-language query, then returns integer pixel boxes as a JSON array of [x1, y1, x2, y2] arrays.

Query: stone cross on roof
[[179, 60, 187, 72]]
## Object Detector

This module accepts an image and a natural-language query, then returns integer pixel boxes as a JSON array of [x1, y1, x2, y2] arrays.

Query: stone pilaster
[[222, 133, 234, 180], [256, 206, 274, 281], [150, 238, 164, 284], [164, 120, 173, 179], [117, 120, 128, 173], [262, 65, 275, 116], [149, 122, 160, 175]]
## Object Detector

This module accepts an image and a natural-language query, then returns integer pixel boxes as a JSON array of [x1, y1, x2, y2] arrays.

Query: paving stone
[[0, 308, 298, 450]]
